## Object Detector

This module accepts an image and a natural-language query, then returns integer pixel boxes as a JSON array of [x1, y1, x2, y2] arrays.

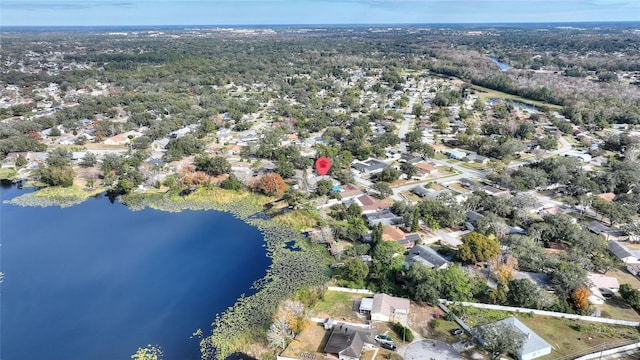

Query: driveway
[[403, 339, 464, 360]]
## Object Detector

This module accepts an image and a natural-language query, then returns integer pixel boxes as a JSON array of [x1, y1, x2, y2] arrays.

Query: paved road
[[398, 80, 425, 151], [403, 339, 464, 360]]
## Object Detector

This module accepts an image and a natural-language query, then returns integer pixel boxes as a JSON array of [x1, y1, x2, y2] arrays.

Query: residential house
[[587, 221, 629, 241], [338, 184, 365, 201], [412, 186, 451, 199], [382, 226, 420, 249], [435, 229, 463, 247], [351, 159, 388, 177], [483, 185, 511, 197], [597, 193, 616, 202], [414, 162, 438, 179], [365, 209, 403, 227], [359, 293, 410, 324], [405, 244, 449, 269], [104, 130, 143, 145], [445, 149, 467, 160], [465, 152, 489, 164], [323, 323, 377, 360], [565, 151, 592, 163], [587, 273, 619, 304], [608, 241, 640, 264], [485, 317, 552, 360], [345, 194, 388, 214], [626, 263, 640, 277], [399, 152, 423, 164], [514, 271, 553, 291]]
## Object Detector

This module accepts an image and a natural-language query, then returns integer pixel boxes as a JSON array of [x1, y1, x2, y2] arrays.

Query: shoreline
[[5, 185, 329, 359]]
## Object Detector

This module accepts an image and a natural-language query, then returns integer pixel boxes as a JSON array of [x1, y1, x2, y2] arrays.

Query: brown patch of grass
[[595, 294, 640, 321], [608, 267, 640, 290], [281, 323, 329, 358]]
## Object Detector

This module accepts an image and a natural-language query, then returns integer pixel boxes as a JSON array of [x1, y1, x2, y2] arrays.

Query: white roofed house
[[359, 293, 410, 325], [484, 317, 552, 360]]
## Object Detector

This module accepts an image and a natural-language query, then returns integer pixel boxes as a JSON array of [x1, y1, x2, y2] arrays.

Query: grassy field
[[608, 267, 640, 289], [281, 322, 329, 358], [310, 290, 362, 322], [594, 295, 640, 321], [273, 209, 321, 231], [518, 315, 640, 360], [0, 168, 18, 180], [470, 84, 563, 111], [446, 183, 471, 193]]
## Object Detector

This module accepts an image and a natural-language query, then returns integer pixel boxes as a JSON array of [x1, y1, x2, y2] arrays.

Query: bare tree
[[266, 317, 294, 350]]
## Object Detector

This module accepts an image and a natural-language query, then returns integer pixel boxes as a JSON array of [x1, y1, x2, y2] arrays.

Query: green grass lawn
[[471, 84, 563, 111], [518, 315, 640, 359], [311, 290, 361, 322], [0, 168, 17, 180]]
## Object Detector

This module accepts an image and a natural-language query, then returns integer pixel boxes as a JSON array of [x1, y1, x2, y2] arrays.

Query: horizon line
[[2, 20, 640, 28]]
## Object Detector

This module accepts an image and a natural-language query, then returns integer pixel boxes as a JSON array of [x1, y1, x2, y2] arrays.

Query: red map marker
[[315, 157, 331, 176]]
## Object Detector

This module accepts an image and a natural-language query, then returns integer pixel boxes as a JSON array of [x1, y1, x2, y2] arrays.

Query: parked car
[[380, 342, 397, 351], [375, 334, 394, 344], [450, 328, 464, 335]]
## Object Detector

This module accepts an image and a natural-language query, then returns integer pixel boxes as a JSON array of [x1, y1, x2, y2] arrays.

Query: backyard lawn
[[310, 290, 363, 322]]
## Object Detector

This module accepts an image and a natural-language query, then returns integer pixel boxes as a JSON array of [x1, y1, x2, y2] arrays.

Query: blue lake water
[[488, 57, 512, 71], [0, 183, 269, 360]]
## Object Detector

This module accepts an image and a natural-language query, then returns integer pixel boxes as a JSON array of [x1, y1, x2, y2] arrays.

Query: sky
[[1, 0, 639, 27]]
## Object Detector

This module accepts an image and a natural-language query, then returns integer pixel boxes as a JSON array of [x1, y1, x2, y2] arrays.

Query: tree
[[266, 317, 294, 350], [476, 321, 527, 360], [39, 166, 75, 187], [458, 232, 500, 264], [371, 182, 393, 199], [507, 279, 543, 309], [80, 152, 97, 167], [14, 154, 28, 167], [194, 155, 231, 176], [439, 266, 474, 301], [132, 136, 152, 150], [275, 155, 295, 179], [377, 167, 400, 182], [220, 174, 243, 191], [316, 179, 333, 196], [620, 283, 640, 311], [400, 162, 418, 179], [412, 103, 424, 118], [342, 258, 369, 286], [256, 173, 285, 196], [571, 287, 590, 312]]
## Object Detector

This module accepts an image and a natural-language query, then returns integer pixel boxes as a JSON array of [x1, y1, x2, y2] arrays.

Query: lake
[[0, 183, 269, 360], [488, 57, 512, 71]]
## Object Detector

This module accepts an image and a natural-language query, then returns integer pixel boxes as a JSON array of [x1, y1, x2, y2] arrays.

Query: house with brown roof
[[413, 162, 438, 179], [382, 226, 421, 249], [345, 194, 388, 214]]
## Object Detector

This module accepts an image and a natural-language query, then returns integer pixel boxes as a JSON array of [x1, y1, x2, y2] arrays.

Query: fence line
[[440, 300, 640, 327], [326, 286, 374, 295]]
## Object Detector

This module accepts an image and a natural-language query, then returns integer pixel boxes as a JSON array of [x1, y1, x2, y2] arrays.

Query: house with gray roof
[[405, 244, 449, 269], [608, 240, 640, 264], [323, 323, 377, 360], [351, 159, 388, 176], [365, 209, 403, 227], [486, 317, 552, 360]]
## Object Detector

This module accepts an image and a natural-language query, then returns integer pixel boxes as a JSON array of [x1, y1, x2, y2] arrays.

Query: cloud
[[2, 1, 134, 11]]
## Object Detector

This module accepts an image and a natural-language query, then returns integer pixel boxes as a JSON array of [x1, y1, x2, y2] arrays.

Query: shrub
[[393, 322, 414, 342]]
